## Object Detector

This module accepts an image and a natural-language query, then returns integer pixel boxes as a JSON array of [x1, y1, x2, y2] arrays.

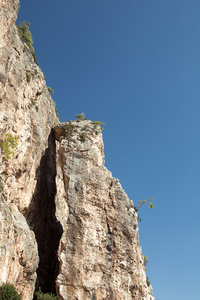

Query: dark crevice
[[104, 210, 114, 299], [26, 131, 63, 297]]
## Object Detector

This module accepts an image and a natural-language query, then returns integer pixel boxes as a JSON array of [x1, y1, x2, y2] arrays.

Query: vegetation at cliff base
[[35, 287, 59, 300], [0, 283, 21, 300]]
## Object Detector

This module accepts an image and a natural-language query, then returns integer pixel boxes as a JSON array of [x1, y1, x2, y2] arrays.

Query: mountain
[[0, 0, 154, 299]]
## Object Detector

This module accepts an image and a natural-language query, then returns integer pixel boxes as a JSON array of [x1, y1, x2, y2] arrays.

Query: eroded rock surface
[[0, 0, 155, 299], [0, 0, 58, 213], [54, 121, 154, 300], [0, 0, 58, 298], [0, 194, 38, 299]]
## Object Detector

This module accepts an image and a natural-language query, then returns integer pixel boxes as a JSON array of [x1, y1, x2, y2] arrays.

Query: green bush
[[16, 21, 34, 54], [91, 120, 105, 131], [16, 21, 38, 64], [48, 87, 54, 95], [134, 198, 153, 223], [0, 283, 21, 300], [136, 197, 154, 209], [82, 125, 89, 131], [35, 287, 58, 300], [75, 113, 86, 121], [146, 276, 151, 287], [143, 255, 148, 271], [63, 121, 75, 138], [79, 133, 86, 143], [0, 134, 18, 160], [32, 52, 38, 65]]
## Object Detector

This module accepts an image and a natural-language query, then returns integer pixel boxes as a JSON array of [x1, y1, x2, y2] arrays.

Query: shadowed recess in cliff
[[26, 131, 63, 296]]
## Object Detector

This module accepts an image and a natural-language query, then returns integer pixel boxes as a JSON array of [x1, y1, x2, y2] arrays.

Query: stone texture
[[0, 0, 59, 214], [0, 194, 39, 299], [54, 121, 154, 300], [0, 0, 58, 298], [0, 0, 155, 299]]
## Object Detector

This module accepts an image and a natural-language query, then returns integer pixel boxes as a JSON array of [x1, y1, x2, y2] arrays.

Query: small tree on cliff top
[[75, 113, 86, 120]]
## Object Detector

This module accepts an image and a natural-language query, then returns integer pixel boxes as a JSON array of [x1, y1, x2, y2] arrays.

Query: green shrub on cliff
[[48, 87, 54, 95], [63, 120, 75, 138], [134, 197, 154, 213], [143, 255, 149, 271], [91, 120, 105, 131], [0, 283, 21, 300], [146, 276, 151, 287], [16, 21, 38, 64], [0, 134, 18, 160], [75, 113, 86, 121], [16, 21, 34, 53], [79, 133, 86, 143]]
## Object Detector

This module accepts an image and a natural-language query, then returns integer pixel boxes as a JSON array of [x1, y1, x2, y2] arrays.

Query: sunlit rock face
[[54, 121, 154, 300], [0, 0, 154, 299], [0, 0, 58, 298], [0, 195, 39, 299], [0, 0, 58, 213]]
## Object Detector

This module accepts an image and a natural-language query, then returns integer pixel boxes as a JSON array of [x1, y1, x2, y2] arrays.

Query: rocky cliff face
[[0, 0, 154, 299]]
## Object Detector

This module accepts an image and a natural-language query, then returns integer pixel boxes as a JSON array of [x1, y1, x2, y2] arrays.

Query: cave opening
[[26, 131, 63, 297]]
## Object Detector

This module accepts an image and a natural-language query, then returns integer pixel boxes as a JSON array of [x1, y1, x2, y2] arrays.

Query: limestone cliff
[[0, 0, 154, 299]]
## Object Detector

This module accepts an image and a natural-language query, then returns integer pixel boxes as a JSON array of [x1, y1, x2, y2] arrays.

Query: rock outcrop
[[0, 0, 58, 213], [53, 121, 154, 300], [0, 0, 155, 299], [0, 0, 58, 298], [0, 194, 39, 299]]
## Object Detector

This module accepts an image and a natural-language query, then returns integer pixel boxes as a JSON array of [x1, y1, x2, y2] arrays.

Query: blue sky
[[17, 1, 200, 299]]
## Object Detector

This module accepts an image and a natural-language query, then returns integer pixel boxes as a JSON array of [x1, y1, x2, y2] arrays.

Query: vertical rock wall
[[53, 121, 154, 300], [0, 0, 58, 213], [0, 0, 58, 298], [0, 0, 155, 299], [0, 193, 39, 299]]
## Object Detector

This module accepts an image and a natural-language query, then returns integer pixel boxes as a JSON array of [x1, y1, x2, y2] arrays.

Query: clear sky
[[17, 1, 200, 299]]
